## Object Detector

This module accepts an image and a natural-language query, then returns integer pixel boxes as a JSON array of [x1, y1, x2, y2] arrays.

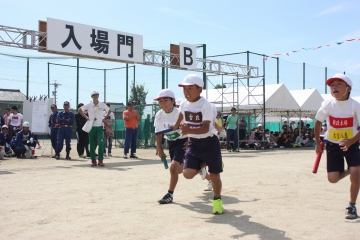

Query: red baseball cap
[[326, 73, 352, 87]]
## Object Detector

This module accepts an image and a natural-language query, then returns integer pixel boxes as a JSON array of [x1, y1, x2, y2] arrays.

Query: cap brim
[[326, 78, 346, 86], [178, 83, 198, 87]]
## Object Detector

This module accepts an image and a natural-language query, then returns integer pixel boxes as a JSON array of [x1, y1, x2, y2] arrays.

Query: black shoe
[[158, 193, 173, 204], [16, 154, 21, 158], [345, 205, 358, 219], [130, 154, 138, 159], [55, 154, 60, 160], [66, 155, 71, 160], [51, 154, 56, 158]]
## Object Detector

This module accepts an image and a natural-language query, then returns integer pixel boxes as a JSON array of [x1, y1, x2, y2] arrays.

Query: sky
[[0, 0, 359, 110]]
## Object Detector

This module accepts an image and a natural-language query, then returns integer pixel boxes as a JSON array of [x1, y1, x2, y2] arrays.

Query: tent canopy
[[289, 89, 323, 112], [202, 84, 300, 111]]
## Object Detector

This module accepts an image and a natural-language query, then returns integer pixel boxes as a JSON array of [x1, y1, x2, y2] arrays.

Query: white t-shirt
[[81, 102, 110, 127], [154, 108, 186, 141], [179, 97, 217, 139], [315, 98, 360, 144], [8, 113, 23, 126]]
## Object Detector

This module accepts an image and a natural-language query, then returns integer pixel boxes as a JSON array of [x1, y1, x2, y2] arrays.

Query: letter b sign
[[180, 43, 197, 69]]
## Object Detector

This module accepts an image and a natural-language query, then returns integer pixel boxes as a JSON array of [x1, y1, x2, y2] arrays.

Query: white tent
[[257, 116, 315, 123], [290, 89, 324, 112], [202, 84, 300, 111]]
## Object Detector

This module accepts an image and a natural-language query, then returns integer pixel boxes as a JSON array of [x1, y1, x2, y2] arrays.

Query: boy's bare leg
[[349, 166, 360, 203], [209, 173, 222, 198], [328, 169, 350, 183], [168, 161, 183, 192], [183, 168, 199, 179]]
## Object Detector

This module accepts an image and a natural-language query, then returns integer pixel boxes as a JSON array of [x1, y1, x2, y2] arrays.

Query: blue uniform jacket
[[15, 130, 34, 145], [0, 132, 5, 146], [4, 133, 11, 144], [57, 111, 75, 127], [48, 111, 59, 128]]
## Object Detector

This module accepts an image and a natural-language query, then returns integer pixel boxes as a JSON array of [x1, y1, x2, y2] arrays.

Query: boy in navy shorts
[[174, 74, 224, 214], [315, 73, 360, 219], [154, 89, 188, 204]]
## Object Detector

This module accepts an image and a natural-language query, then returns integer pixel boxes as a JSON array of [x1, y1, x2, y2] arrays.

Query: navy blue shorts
[[184, 135, 223, 174], [168, 138, 187, 164], [326, 141, 360, 172]]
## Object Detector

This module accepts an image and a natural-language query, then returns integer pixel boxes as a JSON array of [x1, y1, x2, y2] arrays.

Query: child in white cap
[[154, 89, 187, 204]]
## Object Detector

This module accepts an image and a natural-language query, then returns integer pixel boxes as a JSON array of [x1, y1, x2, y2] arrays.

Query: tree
[[214, 84, 226, 89], [129, 82, 148, 118]]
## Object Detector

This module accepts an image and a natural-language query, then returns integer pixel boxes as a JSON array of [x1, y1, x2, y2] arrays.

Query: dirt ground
[[0, 140, 359, 240]]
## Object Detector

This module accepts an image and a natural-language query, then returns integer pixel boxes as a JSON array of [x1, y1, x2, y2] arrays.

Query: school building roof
[[0, 89, 26, 102]]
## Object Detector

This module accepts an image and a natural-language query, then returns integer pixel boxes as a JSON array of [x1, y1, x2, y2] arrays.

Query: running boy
[[315, 73, 360, 219], [174, 74, 224, 214], [154, 89, 187, 204]]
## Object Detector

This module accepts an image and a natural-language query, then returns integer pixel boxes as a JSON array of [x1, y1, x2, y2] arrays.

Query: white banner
[[179, 42, 197, 69], [47, 18, 143, 63]]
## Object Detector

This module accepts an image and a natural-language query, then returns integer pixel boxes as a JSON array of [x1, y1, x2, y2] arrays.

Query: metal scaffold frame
[[0, 24, 259, 77]]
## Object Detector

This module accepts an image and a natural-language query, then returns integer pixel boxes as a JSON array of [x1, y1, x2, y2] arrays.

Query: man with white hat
[[12, 121, 36, 158], [78, 91, 111, 167]]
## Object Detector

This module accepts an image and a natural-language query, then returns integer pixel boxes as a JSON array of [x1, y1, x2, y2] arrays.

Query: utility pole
[[50, 80, 61, 105]]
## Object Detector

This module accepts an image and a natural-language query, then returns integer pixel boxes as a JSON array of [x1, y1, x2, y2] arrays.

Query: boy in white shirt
[[154, 89, 188, 204], [315, 73, 360, 219], [174, 74, 224, 214]]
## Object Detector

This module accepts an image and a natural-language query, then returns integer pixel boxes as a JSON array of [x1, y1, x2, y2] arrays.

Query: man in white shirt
[[103, 103, 115, 157], [7, 106, 23, 136], [78, 91, 111, 167]]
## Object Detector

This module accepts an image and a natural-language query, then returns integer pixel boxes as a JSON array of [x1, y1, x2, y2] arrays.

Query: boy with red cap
[[314, 73, 360, 219], [154, 89, 187, 204]]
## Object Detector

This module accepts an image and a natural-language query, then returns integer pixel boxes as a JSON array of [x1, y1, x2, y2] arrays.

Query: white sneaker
[[104, 154, 107, 157], [37, 146, 41, 149], [204, 181, 213, 191], [108, 153, 112, 157], [123, 154, 128, 159], [199, 167, 207, 180]]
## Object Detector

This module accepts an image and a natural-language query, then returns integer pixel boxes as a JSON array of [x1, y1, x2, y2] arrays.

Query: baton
[[162, 157, 169, 169], [155, 128, 174, 135], [312, 141, 324, 174]]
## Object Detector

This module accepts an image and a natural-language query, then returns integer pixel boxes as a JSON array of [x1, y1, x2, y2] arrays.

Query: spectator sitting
[[0, 125, 12, 156], [277, 133, 293, 148], [12, 121, 36, 158], [308, 131, 315, 147], [282, 121, 289, 133], [289, 121, 296, 132]]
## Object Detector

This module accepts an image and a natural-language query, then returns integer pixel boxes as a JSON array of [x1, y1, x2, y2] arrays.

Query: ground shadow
[[175, 194, 291, 240], [71, 158, 162, 171], [0, 170, 14, 175]]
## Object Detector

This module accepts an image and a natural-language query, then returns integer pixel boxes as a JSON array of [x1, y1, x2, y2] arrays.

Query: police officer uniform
[[55, 101, 75, 160], [12, 122, 36, 158], [48, 104, 59, 157]]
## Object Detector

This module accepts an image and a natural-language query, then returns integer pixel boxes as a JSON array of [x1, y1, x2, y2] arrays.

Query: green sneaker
[[213, 199, 224, 214], [79, 154, 86, 158], [227, 149, 232, 153]]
